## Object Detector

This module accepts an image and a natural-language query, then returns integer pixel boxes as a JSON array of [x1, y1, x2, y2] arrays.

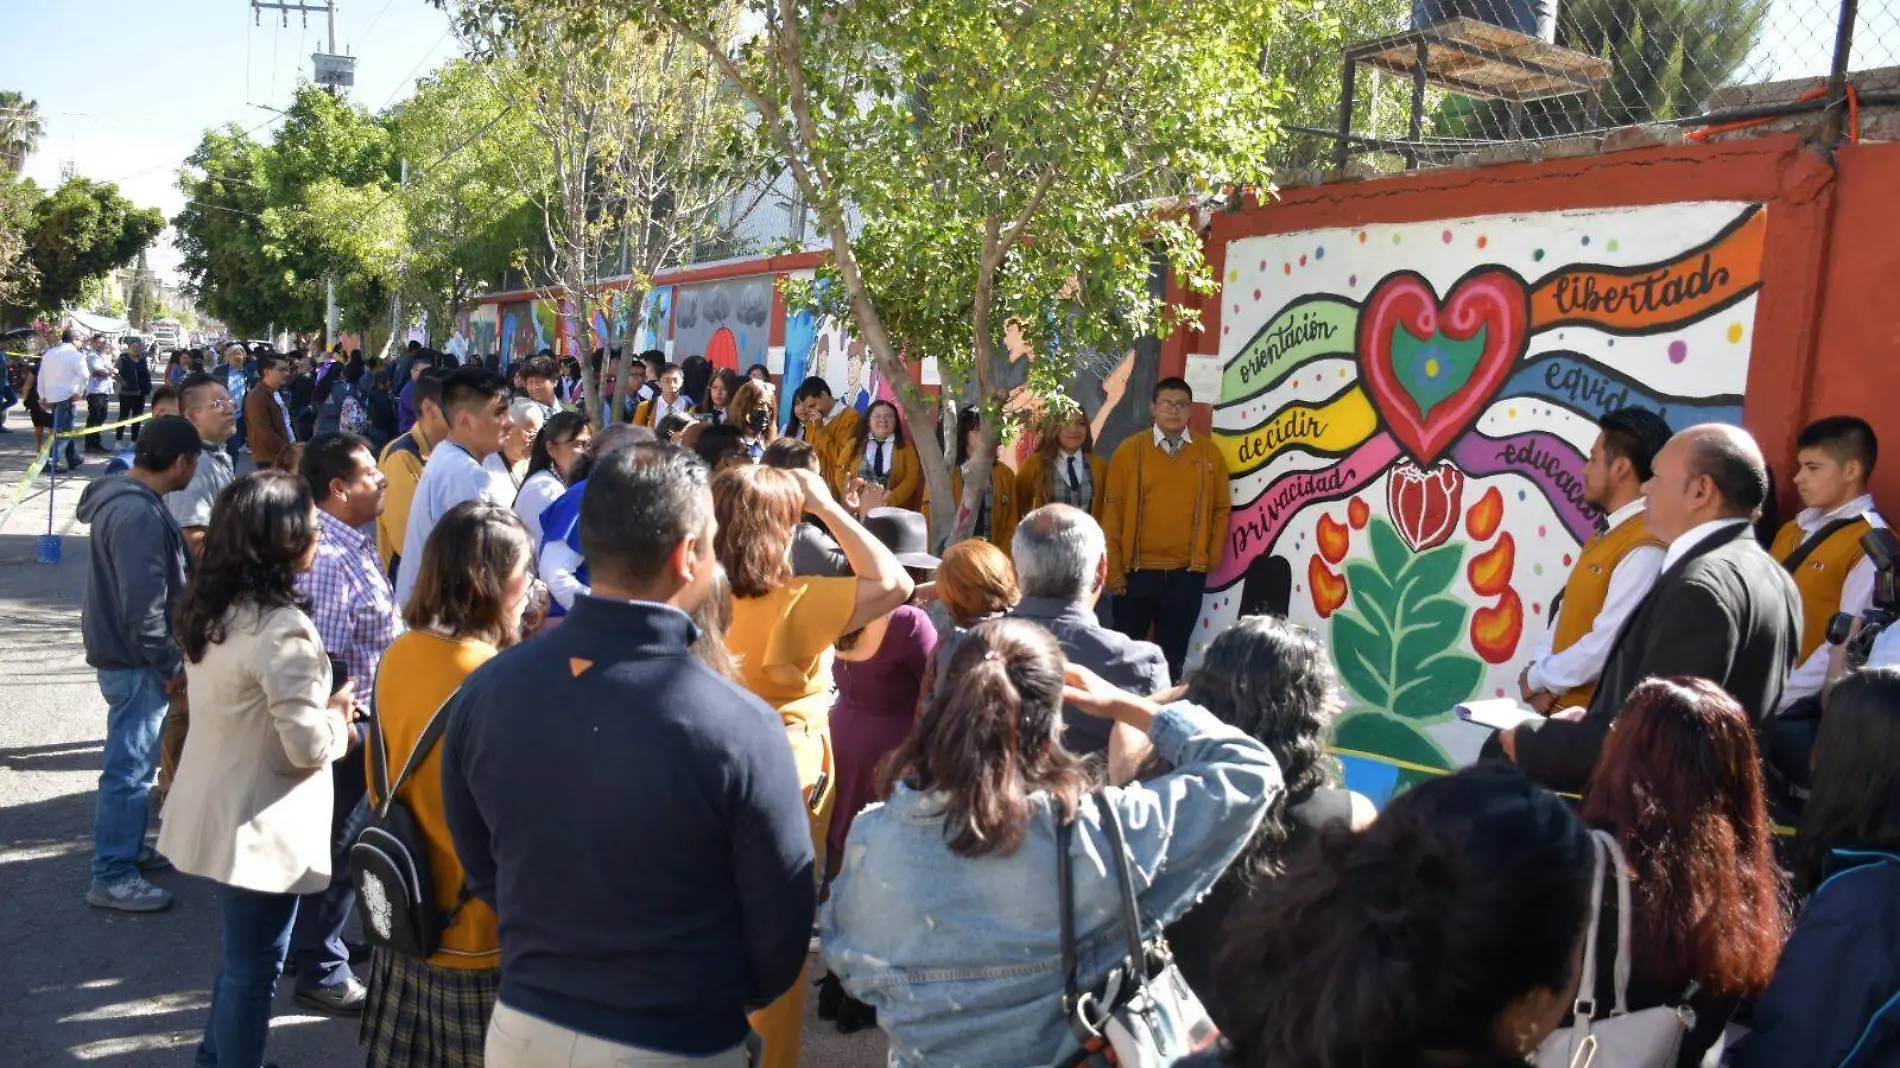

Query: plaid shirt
[[298, 508, 404, 699]]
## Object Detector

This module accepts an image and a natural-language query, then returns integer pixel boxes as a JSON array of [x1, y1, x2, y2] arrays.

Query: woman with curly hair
[[1154, 616, 1375, 1021], [158, 471, 359, 1068]]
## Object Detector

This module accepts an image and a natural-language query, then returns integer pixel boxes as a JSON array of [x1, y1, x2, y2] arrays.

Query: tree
[[0, 176, 40, 311], [580, 0, 1290, 540], [389, 59, 543, 345], [3, 177, 162, 320], [447, 2, 760, 424], [0, 91, 44, 175], [174, 124, 299, 336], [127, 250, 156, 328]]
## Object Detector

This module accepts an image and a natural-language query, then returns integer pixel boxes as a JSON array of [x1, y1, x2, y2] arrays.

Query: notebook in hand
[[1454, 698, 1543, 733]]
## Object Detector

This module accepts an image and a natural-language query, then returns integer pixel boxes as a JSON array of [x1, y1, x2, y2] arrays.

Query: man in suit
[[1503, 423, 1801, 793], [1011, 503, 1170, 756]]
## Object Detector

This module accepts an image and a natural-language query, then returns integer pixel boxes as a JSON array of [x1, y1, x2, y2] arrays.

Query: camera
[[1826, 527, 1899, 671]]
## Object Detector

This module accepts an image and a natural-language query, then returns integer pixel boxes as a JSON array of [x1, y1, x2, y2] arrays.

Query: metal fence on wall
[[1306, 0, 1899, 174]]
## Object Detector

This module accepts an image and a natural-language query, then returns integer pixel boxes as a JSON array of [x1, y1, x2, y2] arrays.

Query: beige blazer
[[157, 604, 351, 896]]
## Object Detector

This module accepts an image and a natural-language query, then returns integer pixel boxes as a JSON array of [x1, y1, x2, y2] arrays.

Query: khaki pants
[[154, 687, 190, 809], [486, 1002, 747, 1068], [744, 721, 833, 1068]]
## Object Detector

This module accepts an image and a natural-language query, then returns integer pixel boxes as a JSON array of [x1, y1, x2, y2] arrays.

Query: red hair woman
[[1577, 676, 1790, 1066]]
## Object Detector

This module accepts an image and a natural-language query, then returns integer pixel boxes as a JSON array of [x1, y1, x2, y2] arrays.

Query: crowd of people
[[49, 321, 1900, 1068]]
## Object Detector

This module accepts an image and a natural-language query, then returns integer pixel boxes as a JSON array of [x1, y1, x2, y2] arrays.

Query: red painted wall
[[1173, 135, 1900, 515]]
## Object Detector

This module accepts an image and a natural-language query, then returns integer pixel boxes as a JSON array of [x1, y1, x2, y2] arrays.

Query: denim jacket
[[821, 702, 1280, 1068]]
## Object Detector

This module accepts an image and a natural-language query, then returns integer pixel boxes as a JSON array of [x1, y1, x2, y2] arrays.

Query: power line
[[358, 0, 397, 44], [378, 26, 453, 111]]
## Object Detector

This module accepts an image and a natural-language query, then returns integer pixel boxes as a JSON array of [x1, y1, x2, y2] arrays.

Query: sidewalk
[[0, 427, 885, 1066]]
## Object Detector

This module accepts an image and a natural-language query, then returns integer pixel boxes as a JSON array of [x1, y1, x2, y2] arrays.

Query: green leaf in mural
[[1334, 709, 1455, 794], [1333, 520, 1487, 723], [1369, 517, 1409, 579]]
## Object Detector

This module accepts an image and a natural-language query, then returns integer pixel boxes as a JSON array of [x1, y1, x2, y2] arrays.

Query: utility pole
[[389, 157, 407, 353], [253, 1, 355, 92]]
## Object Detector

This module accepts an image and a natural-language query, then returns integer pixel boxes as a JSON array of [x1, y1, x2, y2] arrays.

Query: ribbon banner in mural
[[1197, 202, 1765, 798]]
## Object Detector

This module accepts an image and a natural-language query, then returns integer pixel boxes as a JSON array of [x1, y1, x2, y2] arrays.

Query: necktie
[[1162, 436, 1182, 457], [874, 440, 888, 479], [1065, 456, 1082, 495], [1592, 515, 1611, 538]]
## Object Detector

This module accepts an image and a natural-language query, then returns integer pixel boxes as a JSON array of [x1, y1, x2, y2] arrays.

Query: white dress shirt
[[36, 343, 89, 404], [646, 393, 693, 427], [85, 350, 116, 396], [1152, 425, 1193, 451], [862, 437, 895, 479], [395, 440, 503, 607], [1053, 448, 1096, 513], [1660, 517, 1753, 573], [1780, 494, 1886, 709], [1525, 499, 1666, 694]]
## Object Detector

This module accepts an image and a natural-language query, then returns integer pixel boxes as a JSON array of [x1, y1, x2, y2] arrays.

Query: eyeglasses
[[1153, 398, 1193, 411]]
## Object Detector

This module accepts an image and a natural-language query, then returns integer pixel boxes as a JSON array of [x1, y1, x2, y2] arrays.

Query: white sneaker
[[86, 874, 174, 913]]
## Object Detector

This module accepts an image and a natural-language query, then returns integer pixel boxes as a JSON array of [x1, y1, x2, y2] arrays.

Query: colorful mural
[[675, 276, 773, 373], [1196, 203, 1765, 796]]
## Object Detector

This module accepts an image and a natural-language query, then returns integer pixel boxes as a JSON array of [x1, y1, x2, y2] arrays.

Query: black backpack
[[350, 688, 470, 958]]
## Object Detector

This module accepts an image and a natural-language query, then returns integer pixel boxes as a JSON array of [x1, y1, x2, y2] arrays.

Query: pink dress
[[827, 604, 937, 861]]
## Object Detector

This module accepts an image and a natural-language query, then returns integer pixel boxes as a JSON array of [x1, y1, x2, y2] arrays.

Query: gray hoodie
[[76, 475, 189, 678]]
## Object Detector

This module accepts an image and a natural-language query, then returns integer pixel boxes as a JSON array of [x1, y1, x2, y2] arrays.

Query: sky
[[6, 0, 463, 285]]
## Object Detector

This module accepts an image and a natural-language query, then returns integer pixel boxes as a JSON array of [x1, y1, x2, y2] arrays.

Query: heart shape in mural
[[1356, 270, 1530, 465]]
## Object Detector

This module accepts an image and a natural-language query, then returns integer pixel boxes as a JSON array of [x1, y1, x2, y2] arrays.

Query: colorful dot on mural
[[1582, 235, 1592, 246], [1259, 261, 1267, 271], [1518, 490, 1527, 501], [1338, 368, 1348, 378], [1533, 603, 1542, 615], [1223, 325, 1231, 335], [1299, 254, 1308, 267], [1348, 274, 1358, 287], [1508, 407, 1518, 419], [1233, 304, 1241, 314], [1496, 688, 1507, 698], [1477, 235, 1488, 249], [1253, 289, 1261, 301], [1532, 248, 1546, 261], [1441, 229, 1453, 243], [1284, 263, 1292, 275], [1563, 553, 1573, 566], [1533, 563, 1545, 576], [1392, 233, 1402, 245], [1539, 526, 1548, 538], [1668, 341, 1688, 363], [1728, 322, 1745, 343], [1315, 246, 1326, 260], [1358, 231, 1367, 243]]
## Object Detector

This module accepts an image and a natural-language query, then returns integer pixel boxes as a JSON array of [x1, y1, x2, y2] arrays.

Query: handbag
[[1056, 789, 1221, 1068], [1535, 830, 1697, 1068], [349, 685, 470, 958]]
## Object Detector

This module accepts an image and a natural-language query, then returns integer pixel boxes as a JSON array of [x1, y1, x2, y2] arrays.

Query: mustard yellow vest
[[1549, 514, 1665, 709], [1771, 516, 1873, 662]]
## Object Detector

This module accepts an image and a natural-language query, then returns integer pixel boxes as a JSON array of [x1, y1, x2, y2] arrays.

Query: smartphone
[[328, 654, 350, 696]]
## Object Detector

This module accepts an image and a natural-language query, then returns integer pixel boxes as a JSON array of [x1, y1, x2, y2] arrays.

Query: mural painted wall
[[1195, 202, 1765, 798], [674, 276, 773, 373]]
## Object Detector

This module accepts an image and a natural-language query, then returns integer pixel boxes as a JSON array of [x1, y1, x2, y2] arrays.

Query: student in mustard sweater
[[1016, 406, 1109, 522], [924, 406, 1019, 556], [849, 400, 924, 510], [790, 377, 861, 491], [1100, 376, 1231, 676]]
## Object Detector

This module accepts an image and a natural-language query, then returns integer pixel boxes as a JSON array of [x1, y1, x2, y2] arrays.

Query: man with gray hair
[[1011, 503, 1170, 755]]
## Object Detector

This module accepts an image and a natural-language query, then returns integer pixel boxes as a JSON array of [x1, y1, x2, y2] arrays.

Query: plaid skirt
[[361, 948, 500, 1068]]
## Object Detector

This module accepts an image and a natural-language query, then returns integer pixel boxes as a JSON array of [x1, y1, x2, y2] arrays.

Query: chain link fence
[[1293, 0, 1899, 175]]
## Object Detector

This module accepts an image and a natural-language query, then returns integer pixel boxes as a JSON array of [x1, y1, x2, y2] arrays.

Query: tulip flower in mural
[[1386, 461, 1465, 552]]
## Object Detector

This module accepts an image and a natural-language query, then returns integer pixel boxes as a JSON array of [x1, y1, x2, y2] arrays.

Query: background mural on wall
[[1195, 202, 1765, 799], [675, 276, 773, 372]]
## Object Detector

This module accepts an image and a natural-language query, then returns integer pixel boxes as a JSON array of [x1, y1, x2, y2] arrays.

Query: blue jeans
[[288, 755, 369, 991], [51, 399, 81, 469], [91, 668, 171, 885], [195, 885, 299, 1068]]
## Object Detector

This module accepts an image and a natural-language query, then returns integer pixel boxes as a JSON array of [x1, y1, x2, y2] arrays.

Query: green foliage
[[5, 177, 163, 320], [0, 91, 44, 175], [1331, 518, 1485, 721], [0, 175, 40, 308]]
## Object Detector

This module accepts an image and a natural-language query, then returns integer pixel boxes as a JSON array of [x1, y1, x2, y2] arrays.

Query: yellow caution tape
[[0, 412, 156, 530]]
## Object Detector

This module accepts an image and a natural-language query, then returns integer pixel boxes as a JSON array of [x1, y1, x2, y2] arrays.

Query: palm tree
[[0, 91, 46, 175]]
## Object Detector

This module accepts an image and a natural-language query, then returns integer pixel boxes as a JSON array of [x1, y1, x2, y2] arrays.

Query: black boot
[[815, 971, 845, 1022], [836, 993, 876, 1035]]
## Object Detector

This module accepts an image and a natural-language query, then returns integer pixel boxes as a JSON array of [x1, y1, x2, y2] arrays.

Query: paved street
[[0, 427, 884, 1067]]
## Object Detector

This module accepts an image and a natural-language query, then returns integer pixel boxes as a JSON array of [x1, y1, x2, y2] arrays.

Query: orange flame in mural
[[1467, 532, 1516, 597], [1309, 556, 1348, 618], [1471, 587, 1524, 663], [1465, 486, 1504, 542], [1348, 496, 1369, 530], [1316, 513, 1350, 564]]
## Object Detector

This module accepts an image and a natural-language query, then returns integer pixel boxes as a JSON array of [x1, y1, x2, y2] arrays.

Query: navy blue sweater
[[440, 596, 815, 1055]]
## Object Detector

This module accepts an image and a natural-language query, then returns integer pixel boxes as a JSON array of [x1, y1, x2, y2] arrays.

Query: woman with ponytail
[[1200, 764, 1595, 1068], [821, 618, 1282, 1067]]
